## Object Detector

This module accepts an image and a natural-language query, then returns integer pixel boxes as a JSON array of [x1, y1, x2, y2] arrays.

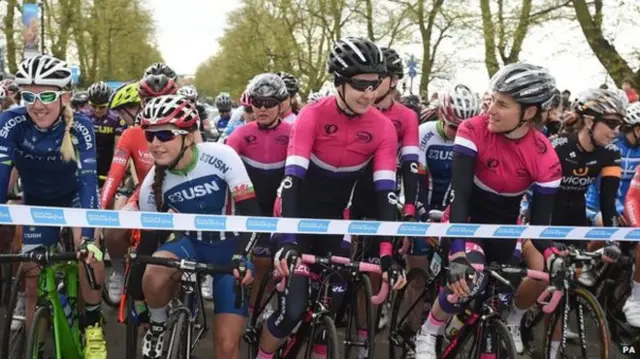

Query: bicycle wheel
[[344, 273, 375, 359], [101, 239, 120, 308], [305, 315, 340, 359], [0, 264, 25, 359], [125, 293, 138, 359], [25, 306, 55, 359], [543, 287, 610, 359], [475, 318, 518, 359], [245, 270, 276, 358], [166, 311, 189, 359], [389, 267, 432, 359]]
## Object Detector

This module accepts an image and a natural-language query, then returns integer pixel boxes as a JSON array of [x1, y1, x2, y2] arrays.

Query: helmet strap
[[260, 104, 282, 129], [336, 84, 358, 118], [374, 76, 396, 105], [167, 136, 190, 171]]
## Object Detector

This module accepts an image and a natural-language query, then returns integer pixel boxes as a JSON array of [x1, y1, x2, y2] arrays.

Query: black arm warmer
[[234, 196, 263, 257], [401, 160, 419, 208], [600, 176, 621, 227], [529, 192, 555, 253]]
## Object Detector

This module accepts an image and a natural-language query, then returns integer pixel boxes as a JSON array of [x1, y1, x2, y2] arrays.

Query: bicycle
[[244, 254, 389, 359], [0, 246, 99, 359], [126, 252, 244, 359], [520, 247, 612, 358], [436, 262, 560, 359]]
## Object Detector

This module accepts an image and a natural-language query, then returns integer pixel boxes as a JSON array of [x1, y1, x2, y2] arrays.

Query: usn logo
[[141, 213, 174, 229], [0, 206, 12, 223], [167, 180, 222, 203], [86, 211, 120, 227], [298, 220, 330, 233], [348, 221, 381, 235], [246, 217, 278, 232], [194, 216, 227, 231], [30, 208, 65, 225]]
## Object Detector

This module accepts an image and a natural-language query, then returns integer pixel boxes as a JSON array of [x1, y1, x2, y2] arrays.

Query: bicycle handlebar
[[128, 253, 245, 309], [0, 250, 99, 290], [274, 254, 389, 305]]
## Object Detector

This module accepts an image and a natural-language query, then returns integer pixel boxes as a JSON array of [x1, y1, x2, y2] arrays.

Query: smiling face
[[21, 85, 69, 128], [486, 91, 537, 133], [145, 125, 194, 166], [582, 114, 622, 146], [340, 73, 381, 114]]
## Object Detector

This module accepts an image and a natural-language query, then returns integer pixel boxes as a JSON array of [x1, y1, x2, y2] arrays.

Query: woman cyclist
[[177, 84, 213, 134], [138, 95, 261, 359], [255, 37, 406, 359], [87, 81, 125, 187], [275, 71, 299, 122], [143, 62, 178, 81], [71, 90, 90, 112], [225, 73, 292, 321], [0, 54, 106, 358], [415, 63, 566, 359], [214, 92, 233, 131], [508, 88, 625, 355], [219, 91, 255, 143]]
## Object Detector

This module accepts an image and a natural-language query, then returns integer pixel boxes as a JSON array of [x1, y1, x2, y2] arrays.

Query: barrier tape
[[0, 204, 637, 241]]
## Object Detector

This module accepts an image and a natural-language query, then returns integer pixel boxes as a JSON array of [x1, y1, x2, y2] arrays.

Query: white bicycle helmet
[[0, 86, 6, 101], [307, 91, 330, 104], [438, 84, 480, 126], [15, 55, 72, 88], [247, 73, 289, 101], [625, 102, 640, 126], [177, 85, 199, 102]]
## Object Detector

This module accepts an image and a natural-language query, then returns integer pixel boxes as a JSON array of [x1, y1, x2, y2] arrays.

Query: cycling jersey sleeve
[[374, 119, 399, 255], [600, 149, 622, 227], [137, 167, 155, 212], [281, 110, 315, 221], [585, 182, 601, 223], [448, 121, 479, 255], [417, 124, 429, 218], [100, 128, 132, 209], [0, 113, 19, 203], [73, 117, 100, 239], [400, 111, 420, 216], [220, 144, 262, 257], [625, 166, 640, 227]]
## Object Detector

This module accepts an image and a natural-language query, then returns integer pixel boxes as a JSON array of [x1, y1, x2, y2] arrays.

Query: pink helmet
[[240, 90, 251, 107]]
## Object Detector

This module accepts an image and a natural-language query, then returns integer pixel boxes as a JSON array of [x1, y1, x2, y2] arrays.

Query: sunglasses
[[90, 102, 108, 109], [252, 98, 280, 109], [599, 117, 623, 130], [346, 78, 382, 92], [144, 129, 188, 143], [21, 90, 64, 104]]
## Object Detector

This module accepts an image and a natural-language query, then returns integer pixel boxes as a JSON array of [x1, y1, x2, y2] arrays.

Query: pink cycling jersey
[[381, 102, 420, 163], [226, 121, 292, 213], [452, 114, 562, 224], [285, 97, 398, 192]]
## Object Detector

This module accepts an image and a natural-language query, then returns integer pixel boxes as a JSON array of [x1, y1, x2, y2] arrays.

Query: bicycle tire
[[166, 311, 189, 359], [0, 263, 24, 359], [389, 267, 432, 359], [305, 315, 340, 359], [100, 238, 120, 308], [344, 273, 375, 359], [245, 270, 276, 358], [478, 318, 518, 359], [24, 306, 54, 359], [125, 293, 138, 359], [543, 287, 611, 359]]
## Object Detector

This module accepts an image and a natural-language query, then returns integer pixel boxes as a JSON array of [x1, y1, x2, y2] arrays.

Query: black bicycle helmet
[[276, 72, 299, 97], [71, 91, 89, 108], [381, 47, 403, 79], [87, 81, 113, 105], [327, 37, 386, 78], [143, 62, 178, 81], [489, 63, 556, 109]]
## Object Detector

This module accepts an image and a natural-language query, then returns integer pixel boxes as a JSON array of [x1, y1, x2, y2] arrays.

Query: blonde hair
[[60, 105, 76, 162]]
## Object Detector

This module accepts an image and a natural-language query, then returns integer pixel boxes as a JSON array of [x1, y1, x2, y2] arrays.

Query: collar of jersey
[[169, 145, 199, 175], [435, 120, 448, 140], [33, 117, 64, 132]]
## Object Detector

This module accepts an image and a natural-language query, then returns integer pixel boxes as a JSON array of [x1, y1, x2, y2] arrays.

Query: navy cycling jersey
[[418, 120, 453, 210], [0, 107, 99, 238]]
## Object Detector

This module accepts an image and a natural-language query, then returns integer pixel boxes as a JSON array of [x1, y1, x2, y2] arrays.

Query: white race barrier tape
[[0, 204, 638, 241]]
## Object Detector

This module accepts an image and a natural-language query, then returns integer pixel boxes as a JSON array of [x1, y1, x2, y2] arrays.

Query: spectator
[[623, 77, 639, 103]]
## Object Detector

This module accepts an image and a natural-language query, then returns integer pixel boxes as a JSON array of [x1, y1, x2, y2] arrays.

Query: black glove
[[274, 243, 301, 266], [380, 254, 404, 285], [603, 242, 621, 262], [447, 256, 475, 286]]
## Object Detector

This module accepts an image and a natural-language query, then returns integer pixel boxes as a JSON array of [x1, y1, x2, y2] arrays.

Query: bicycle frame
[[39, 261, 83, 359], [171, 271, 209, 356]]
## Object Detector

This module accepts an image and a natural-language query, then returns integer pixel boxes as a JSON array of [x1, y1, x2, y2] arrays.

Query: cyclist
[[219, 90, 254, 142], [419, 104, 438, 124], [412, 84, 479, 265], [213, 92, 233, 131], [508, 88, 625, 354], [87, 81, 125, 187], [255, 37, 406, 359], [414, 63, 565, 359], [143, 62, 178, 81], [177, 84, 213, 134], [138, 94, 260, 359], [2, 79, 21, 106], [225, 73, 292, 320], [275, 71, 299, 123], [0, 54, 106, 358], [621, 102, 640, 327], [71, 90, 90, 112]]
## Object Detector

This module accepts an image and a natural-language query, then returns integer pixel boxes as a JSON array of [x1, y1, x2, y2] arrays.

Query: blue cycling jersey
[[417, 120, 453, 211], [0, 107, 99, 238], [214, 114, 231, 131], [586, 134, 640, 221], [223, 118, 246, 138]]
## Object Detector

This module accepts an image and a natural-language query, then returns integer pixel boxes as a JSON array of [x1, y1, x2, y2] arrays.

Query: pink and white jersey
[[453, 115, 561, 223], [381, 102, 420, 163], [285, 96, 398, 192]]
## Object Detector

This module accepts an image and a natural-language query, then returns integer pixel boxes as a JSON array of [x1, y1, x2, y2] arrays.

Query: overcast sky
[[149, 0, 639, 95]]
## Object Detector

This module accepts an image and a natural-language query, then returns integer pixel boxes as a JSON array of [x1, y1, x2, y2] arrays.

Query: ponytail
[[152, 166, 167, 212], [60, 106, 76, 162]]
